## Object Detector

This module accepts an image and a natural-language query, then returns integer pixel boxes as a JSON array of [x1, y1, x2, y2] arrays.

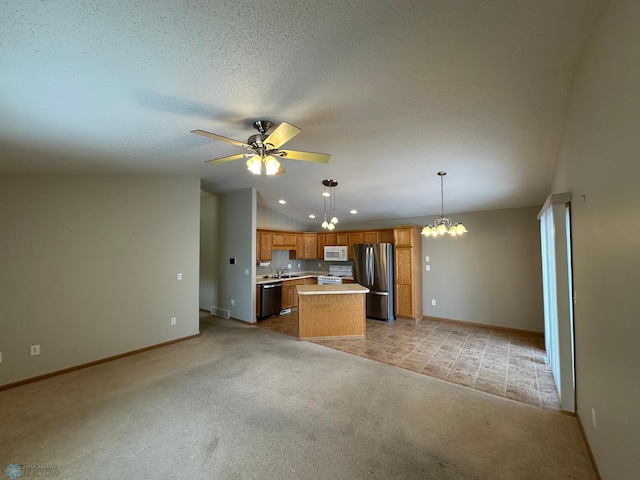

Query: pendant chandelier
[[321, 179, 339, 230], [421, 171, 468, 237]]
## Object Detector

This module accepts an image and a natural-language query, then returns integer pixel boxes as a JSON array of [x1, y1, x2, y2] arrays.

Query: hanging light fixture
[[321, 179, 339, 230], [421, 171, 468, 237]]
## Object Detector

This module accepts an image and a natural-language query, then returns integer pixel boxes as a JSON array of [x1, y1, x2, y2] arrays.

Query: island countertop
[[296, 284, 368, 295]]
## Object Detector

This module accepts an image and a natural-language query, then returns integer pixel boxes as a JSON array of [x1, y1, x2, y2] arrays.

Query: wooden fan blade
[[264, 122, 301, 149], [279, 149, 331, 163], [191, 129, 249, 148], [205, 153, 252, 165]]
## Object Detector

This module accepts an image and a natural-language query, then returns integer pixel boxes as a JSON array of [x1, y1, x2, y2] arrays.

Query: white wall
[[199, 191, 219, 310], [549, 1, 640, 477], [218, 189, 256, 323], [0, 176, 201, 386]]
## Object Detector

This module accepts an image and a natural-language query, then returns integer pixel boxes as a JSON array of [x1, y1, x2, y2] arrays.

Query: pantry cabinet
[[393, 226, 423, 320]]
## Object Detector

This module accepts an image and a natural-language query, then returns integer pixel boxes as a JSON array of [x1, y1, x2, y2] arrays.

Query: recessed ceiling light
[[278, 199, 286, 204], [308, 214, 316, 219], [350, 209, 358, 214]]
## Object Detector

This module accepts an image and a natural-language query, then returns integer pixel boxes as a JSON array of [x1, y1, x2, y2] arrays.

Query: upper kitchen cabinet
[[303, 233, 318, 259], [362, 231, 380, 243], [380, 229, 394, 243], [336, 233, 348, 246], [393, 226, 423, 320], [257, 230, 273, 262], [348, 232, 363, 259], [317, 233, 326, 258], [272, 232, 297, 249]]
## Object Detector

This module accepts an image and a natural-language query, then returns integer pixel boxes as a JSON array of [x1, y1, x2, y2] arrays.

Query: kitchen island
[[296, 284, 369, 340]]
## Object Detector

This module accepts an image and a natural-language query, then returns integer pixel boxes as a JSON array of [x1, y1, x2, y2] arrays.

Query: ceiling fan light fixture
[[264, 156, 281, 176], [246, 157, 262, 175]]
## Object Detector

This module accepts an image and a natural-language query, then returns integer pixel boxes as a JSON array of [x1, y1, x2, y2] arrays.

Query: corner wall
[[0, 176, 201, 386], [549, 1, 640, 477]]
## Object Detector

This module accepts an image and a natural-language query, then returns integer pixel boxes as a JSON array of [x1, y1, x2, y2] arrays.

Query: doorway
[[538, 193, 575, 412]]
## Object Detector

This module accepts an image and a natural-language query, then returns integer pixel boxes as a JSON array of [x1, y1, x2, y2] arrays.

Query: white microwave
[[324, 245, 348, 261]]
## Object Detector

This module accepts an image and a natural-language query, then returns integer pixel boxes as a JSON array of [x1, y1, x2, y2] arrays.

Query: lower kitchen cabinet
[[281, 278, 306, 309]]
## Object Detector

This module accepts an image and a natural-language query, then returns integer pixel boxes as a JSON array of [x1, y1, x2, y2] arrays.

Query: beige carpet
[[0, 315, 596, 479]]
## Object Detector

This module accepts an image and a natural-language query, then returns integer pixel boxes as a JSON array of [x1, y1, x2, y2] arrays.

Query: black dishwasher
[[259, 282, 282, 319]]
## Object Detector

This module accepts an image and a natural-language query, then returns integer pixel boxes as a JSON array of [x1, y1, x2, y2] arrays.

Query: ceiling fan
[[191, 120, 330, 176]]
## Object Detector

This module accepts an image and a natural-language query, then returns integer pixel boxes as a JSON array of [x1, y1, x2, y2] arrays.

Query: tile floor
[[256, 311, 561, 410]]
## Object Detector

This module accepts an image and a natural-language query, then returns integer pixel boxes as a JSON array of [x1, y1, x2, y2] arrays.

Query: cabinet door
[[303, 233, 318, 259], [272, 232, 284, 246], [348, 232, 363, 259], [336, 233, 348, 246], [256, 285, 261, 317], [259, 231, 273, 261], [295, 234, 304, 259], [324, 233, 337, 246], [393, 227, 415, 247], [284, 233, 297, 246], [394, 246, 414, 317], [380, 229, 394, 243], [317, 233, 326, 259], [362, 231, 380, 243], [281, 285, 293, 309]]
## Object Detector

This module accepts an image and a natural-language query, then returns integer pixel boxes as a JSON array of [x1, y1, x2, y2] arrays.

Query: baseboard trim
[[0, 333, 201, 392], [421, 315, 544, 337]]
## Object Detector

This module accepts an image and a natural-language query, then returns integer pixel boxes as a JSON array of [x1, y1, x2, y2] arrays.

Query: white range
[[317, 265, 353, 285]]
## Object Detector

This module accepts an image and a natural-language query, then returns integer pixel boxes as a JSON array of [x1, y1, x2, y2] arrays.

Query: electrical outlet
[[230, 299, 235, 306], [425, 265, 430, 271], [170, 317, 177, 325], [298, 263, 301, 268], [30, 345, 40, 356], [0, 352, 3, 363], [591, 408, 597, 430], [177, 273, 182, 280], [287, 264, 291, 268], [431, 299, 436, 306]]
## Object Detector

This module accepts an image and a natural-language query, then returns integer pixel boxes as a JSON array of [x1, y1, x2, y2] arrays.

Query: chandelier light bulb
[[327, 222, 335, 230], [330, 216, 338, 224]]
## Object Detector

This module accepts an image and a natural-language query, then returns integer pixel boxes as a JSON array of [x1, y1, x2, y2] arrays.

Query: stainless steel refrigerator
[[353, 243, 395, 321]]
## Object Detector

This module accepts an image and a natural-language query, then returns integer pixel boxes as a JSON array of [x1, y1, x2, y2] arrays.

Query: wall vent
[[211, 307, 230, 319]]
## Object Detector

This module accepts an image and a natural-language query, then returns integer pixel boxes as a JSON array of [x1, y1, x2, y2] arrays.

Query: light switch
[[425, 256, 430, 262]]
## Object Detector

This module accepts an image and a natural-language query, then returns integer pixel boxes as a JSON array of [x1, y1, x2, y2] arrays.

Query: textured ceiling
[[0, 0, 609, 225]]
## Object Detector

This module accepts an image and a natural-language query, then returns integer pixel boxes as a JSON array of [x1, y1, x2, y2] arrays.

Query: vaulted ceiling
[[0, 0, 609, 224]]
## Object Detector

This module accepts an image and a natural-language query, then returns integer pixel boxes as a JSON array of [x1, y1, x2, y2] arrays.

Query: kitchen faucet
[[275, 268, 288, 278]]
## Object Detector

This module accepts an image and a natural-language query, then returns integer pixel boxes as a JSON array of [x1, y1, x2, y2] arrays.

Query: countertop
[[296, 284, 369, 295], [256, 272, 354, 285]]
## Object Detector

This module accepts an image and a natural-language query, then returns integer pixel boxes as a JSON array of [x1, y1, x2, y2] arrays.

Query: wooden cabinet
[[324, 233, 337, 246], [380, 229, 394, 243], [257, 230, 273, 262], [256, 285, 261, 317], [281, 278, 306, 309], [295, 234, 304, 259], [336, 233, 348, 246], [362, 231, 380, 243], [317, 233, 326, 259], [273, 232, 297, 249], [393, 226, 423, 320], [348, 232, 363, 259], [303, 233, 318, 259]]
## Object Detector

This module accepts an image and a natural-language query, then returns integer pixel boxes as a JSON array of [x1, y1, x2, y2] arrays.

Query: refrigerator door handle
[[368, 246, 374, 285], [369, 291, 389, 296]]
